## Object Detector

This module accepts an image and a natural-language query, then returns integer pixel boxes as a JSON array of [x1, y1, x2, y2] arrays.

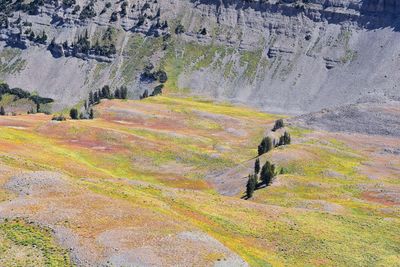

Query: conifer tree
[[70, 108, 78, 119], [89, 91, 94, 105], [101, 85, 111, 99], [94, 91, 99, 103], [272, 119, 284, 131], [255, 158, 260, 174], [283, 131, 291, 145], [258, 136, 272, 155], [120, 86, 128, 99], [89, 108, 94, 119], [246, 174, 257, 198], [114, 88, 120, 99], [0, 106, 5, 115], [260, 160, 276, 186]]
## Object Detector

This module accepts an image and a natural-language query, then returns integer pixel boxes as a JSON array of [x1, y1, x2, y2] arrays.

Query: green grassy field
[[0, 96, 398, 266]]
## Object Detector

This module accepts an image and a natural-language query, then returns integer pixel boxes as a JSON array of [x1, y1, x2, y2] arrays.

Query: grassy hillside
[[0, 96, 399, 266]]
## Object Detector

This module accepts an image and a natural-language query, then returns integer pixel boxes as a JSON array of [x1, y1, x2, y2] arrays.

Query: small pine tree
[[89, 108, 94, 119], [70, 108, 78, 119], [258, 136, 272, 155], [89, 91, 94, 105], [120, 86, 128, 99], [255, 158, 260, 174], [283, 131, 291, 145], [0, 106, 5, 115], [101, 85, 111, 99], [246, 174, 257, 199], [140, 89, 148, 100], [272, 119, 284, 131], [94, 91, 99, 103], [260, 160, 276, 186], [114, 88, 121, 99], [277, 132, 291, 146]]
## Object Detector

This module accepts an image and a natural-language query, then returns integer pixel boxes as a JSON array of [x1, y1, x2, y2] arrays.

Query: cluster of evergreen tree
[[0, 82, 53, 113], [88, 85, 128, 106], [246, 159, 277, 199], [72, 85, 128, 121], [140, 89, 148, 100], [79, 1, 96, 20], [27, 29, 47, 44], [277, 131, 291, 146], [258, 136, 272, 155], [58, 30, 116, 58], [139, 85, 163, 100], [62, 0, 75, 8], [69, 107, 94, 120], [257, 134, 291, 154], [0, 0, 44, 16], [114, 86, 128, 99]]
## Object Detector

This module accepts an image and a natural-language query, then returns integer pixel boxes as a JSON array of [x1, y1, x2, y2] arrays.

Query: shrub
[[69, 108, 78, 119], [52, 115, 66, 121], [151, 84, 163, 96], [175, 24, 185, 34], [0, 83, 10, 95]]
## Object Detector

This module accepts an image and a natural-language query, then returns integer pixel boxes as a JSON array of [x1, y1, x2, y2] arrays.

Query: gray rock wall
[[0, 0, 399, 113]]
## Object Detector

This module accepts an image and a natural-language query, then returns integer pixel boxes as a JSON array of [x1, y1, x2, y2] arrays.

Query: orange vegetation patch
[[361, 191, 400, 206]]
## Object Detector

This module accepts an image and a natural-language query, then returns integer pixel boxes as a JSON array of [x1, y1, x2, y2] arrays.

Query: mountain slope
[[0, 97, 399, 266], [1, 0, 400, 113]]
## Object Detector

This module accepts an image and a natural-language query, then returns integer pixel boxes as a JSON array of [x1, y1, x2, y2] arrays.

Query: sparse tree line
[[140, 64, 168, 100], [258, 119, 291, 156], [48, 29, 117, 59], [246, 158, 277, 198], [0, 82, 53, 116], [61, 85, 128, 121], [246, 119, 291, 199]]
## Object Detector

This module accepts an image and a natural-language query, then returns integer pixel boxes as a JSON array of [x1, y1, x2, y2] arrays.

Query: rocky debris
[[324, 57, 341, 69], [1, 171, 249, 266], [4, 171, 73, 197], [293, 100, 400, 137], [267, 47, 295, 58]]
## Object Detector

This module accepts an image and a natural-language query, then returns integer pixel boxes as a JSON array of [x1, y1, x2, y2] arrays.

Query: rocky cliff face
[[0, 0, 399, 113]]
